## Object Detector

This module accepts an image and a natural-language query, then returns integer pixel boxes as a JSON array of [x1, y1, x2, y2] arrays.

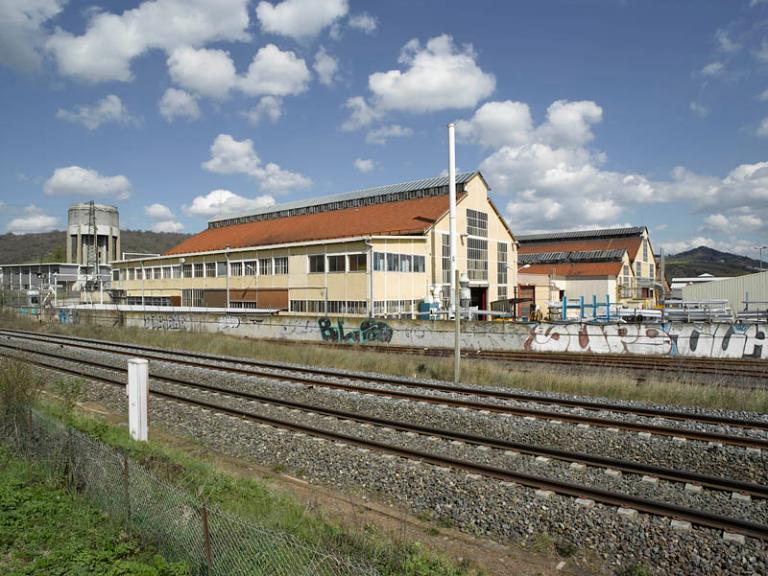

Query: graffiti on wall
[[58, 309, 79, 325], [143, 313, 186, 331], [524, 322, 767, 359], [318, 317, 393, 344], [218, 315, 241, 330]]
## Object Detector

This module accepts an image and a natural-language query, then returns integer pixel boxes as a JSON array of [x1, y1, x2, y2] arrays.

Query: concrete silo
[[67, 202, 120, 266]]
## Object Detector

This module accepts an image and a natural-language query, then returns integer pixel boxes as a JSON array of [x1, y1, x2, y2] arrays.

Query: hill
[[664, 246, 763, 280], [0, 230, 192, 264]]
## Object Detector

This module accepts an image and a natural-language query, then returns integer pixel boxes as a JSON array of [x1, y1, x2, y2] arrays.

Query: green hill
[[664, 246, 763, 280], [0, 230, 192, 264]]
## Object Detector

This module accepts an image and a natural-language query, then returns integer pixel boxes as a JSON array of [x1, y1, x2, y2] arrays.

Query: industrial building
[[111, 171, 518, 316], [682, 270, 768, 317], [67, 202, 121, 266], [516, 227, 660, 307]]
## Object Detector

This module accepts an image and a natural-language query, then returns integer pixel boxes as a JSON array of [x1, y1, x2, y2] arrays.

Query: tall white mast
[[448, 123, 457, 315]]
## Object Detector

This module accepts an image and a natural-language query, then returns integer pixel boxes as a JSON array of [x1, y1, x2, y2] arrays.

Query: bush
[[0, 357, 42, 436]]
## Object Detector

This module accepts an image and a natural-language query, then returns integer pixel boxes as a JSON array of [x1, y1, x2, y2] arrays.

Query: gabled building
[[111, 171, 517, 317], [517, 227, 659, 306]]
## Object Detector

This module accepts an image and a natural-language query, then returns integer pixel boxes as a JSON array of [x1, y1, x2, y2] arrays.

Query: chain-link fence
[[2, 412, 378, 576]]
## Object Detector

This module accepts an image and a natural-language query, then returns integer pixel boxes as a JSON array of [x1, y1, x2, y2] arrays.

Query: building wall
[[683, 270, 768, 312]]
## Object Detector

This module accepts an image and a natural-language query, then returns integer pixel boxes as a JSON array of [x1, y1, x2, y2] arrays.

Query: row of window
[[289, 300, 368, 314], [121, 257, 289, 281], [372, 252, 427, 273], [308, 253, 367, 273]]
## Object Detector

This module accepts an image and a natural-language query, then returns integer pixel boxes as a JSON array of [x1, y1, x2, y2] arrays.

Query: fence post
[[201, 504, 214, 574], [127, 358, 149, 442], [122, 451, 131, 529]]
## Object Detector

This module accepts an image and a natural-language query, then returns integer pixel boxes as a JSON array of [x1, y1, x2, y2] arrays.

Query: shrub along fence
[[1, 412, 378, 576]]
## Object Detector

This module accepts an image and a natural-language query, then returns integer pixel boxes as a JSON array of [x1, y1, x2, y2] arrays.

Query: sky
[[0, 0, 767, 258]]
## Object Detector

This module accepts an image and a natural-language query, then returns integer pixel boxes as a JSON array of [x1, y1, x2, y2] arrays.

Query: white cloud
[[700, 61, 725, 77], [238, 44, 311, 97], [755, 40, 768, 64], [340, 96, 382, 131], [348, 13, 376, 34], [702, 212, 763, 234], [758, 117, 768, 137], [242, 96, 284, 125], [256, 0, 348, 40], [44, 166, 132, 199], [144, 203, 174, 220], [689, 101, 709, 118], [368, 35, 495, 113], [167, 47, 237, 99], [56, 94, 137, 130], [202, 134, 311, 193], [0, 0, 64, 71], [366, 124, 413, 144], [758, 88, 768, 102], [144, 203, 183, 232], [456, 100, 533, 148], [6, 205, 59, 233], [46, 0, 250, 83], [714, 29, 740, 54], [353, 158, 375, 173], [158, 88, 200, 122], [184, 189, 275, 218], [536, 100, 603, 147], [313, 47, 338, 86]]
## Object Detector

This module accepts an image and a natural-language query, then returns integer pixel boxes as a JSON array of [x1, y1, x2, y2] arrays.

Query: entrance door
[[470, 287, 487, 319]]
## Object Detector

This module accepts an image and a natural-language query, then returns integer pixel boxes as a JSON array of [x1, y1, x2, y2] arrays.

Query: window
[[467, 238, 488, 281], [309, 255, 325, 273], [163, 266, 172, 279], [414, 255, 425, 273], [467, 209, 488, 237], [643, 240, 649, 261], [171, 266, 181, 279], [217, 262, 227, 277], [194, 263, 203, 278], [153, 267, 162, 280], [374, 252, 385, 271], [274, 257, 288, 275], [183, 264, 193, 278], [386, 253, 400, 272], [498, 286, 508, 300], [497, 242, 508, 285], [112, 270, 119, 282], [231, 262, 243, 277], [635, 261, 641, 277], [245, 261, 258, 276], [441, 234, 451, 284], [259, 258, 272, 275], [127, 268, 134, 280], [400, 254, 412, 272], [205, 262, 216, 277], [348, 254, 367, 272], [327, 255, 345, 272], [649, 264, 655, 279]]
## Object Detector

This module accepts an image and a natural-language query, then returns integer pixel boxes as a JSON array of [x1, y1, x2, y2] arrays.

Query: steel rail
[[4, 347, 767, 542], [3, 330, 768, 437]]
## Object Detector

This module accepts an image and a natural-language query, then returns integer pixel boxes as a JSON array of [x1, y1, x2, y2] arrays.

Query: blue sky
[[1, 0, 767, 257]]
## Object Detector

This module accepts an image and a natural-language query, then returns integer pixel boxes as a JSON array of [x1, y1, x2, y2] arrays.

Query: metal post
[[592, 294, 597, 319], [454, 269, 460, 385], [606, 294, 611, 321], [561, 296, 567, 320], [127, 358, 149, 441], [448, 123, 458, 316], [202, 504, 213, 573], [579, 296, 584, 320]]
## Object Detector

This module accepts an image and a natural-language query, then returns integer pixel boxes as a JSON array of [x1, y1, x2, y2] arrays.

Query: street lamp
[[754, 246, 768, 271]]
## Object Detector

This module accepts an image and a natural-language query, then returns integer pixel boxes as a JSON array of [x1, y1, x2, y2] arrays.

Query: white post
[[127, 358, 149, 442], [448, 123, 458, 316]]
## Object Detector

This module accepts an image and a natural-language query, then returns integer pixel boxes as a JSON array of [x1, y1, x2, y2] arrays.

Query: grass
[[35, 395, 483, 576], [2, 310, 767, 413], [0, 445, 188, 576]]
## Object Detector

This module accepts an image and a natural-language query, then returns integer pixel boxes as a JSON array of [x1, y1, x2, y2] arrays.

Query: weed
[[616, 564, 653, 576]]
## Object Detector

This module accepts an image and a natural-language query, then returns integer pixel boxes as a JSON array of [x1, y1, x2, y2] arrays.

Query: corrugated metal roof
[[519, 249, 626, 265], [523, 261, 625, 277], [517, 226, 646, 243], [518, 236, 645, 260], [209, 171, 479, 227]]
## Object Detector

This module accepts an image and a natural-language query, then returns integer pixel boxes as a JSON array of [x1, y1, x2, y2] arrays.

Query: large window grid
[[467, 238, 488, 281], [497, 242, 508, 285], [373, 252, 424, 273], [466, 209, 488, 238], [441, 234, 451, 284]]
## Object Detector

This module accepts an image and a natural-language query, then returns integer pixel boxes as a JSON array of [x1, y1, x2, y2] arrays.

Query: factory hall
[[111, 171, 518, 316]]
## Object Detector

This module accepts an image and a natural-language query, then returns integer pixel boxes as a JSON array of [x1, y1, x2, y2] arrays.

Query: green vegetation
[[4, 310, 767, 414], [664, 245, 761, 280], [0, 445, 188, 575]]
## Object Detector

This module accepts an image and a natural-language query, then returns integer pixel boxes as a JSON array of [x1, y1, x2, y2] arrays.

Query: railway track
[[2, 330, 768, 449], [2, 343, 768, 542]]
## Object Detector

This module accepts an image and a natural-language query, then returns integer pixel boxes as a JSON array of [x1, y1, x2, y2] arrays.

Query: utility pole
[[448, 123, 457, 316]]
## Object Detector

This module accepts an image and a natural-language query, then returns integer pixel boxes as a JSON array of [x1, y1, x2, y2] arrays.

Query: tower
[[66, 203, 120, 266]]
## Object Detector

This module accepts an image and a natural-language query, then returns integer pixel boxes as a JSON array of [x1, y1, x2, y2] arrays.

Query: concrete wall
[[58, 306, 768, 360]]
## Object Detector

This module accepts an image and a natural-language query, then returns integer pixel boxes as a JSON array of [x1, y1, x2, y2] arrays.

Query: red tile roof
[[166, 194, 459, 255], [523, 261, 625, 277], [518, 237, 643, 259]]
